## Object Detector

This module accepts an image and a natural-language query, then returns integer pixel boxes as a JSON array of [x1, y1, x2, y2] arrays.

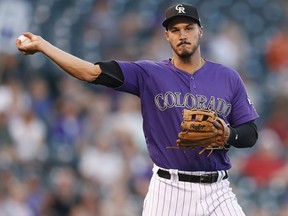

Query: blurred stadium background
[[0, 0, 288, 215]]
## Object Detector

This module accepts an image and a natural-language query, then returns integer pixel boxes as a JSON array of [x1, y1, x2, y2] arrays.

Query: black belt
[[157, 169, 228, 183]]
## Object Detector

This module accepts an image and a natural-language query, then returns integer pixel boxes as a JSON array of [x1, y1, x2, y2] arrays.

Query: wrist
[[227, 127, 238, 144], [38, 39, 50, 53], [224, 126, 231, 143]]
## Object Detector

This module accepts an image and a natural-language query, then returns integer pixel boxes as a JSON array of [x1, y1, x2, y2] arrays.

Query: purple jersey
[[115, 59, 259, 171]]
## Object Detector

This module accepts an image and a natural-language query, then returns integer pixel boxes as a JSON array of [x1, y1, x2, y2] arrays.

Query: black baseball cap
[[162, 3, 202, 28]]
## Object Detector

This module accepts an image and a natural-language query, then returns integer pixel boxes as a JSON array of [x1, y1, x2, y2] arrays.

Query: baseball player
[[16, 3, 259, 216]]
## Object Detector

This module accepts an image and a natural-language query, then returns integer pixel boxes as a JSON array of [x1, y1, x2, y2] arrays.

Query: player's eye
[[186, 26, 194, 31], [170, 29, 179, 33]]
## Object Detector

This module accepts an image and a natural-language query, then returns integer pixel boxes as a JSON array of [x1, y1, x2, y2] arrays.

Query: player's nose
[[179, 29, 188, 39]]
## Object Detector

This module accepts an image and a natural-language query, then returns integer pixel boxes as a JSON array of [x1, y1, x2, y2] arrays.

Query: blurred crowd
[[0, 0, 288, 215]]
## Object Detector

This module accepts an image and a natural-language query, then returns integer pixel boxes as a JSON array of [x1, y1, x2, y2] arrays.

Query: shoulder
[[116, 59, 170, 66], [206, 60, 238, 73], [134, 59, 171, 68], [205, 60, 241, 79], [115, 59, 172, 73]]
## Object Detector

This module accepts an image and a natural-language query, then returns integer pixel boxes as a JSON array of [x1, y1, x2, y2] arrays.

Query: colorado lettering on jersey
[[154, 91, 232, 117]]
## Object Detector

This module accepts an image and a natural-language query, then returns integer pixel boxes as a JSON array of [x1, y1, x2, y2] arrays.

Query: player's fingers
[[17, 44, 35, 55], [22, 32, 34, 40], [16, 39, 21, 46], [212, 121, 225, 136], [212, 120, 222, 129]]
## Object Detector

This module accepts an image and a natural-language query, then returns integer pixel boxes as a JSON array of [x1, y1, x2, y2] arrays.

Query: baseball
[[18, 35, 31, 43]]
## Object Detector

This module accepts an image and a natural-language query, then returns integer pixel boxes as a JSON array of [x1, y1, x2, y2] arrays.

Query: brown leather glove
[[176, 109, 230, 156]]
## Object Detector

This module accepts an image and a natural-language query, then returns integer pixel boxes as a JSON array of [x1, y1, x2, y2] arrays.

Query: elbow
[[85, 74, 100, 83], [246, 130, 258, 148], [247, 124, 259, 148], [228, 122, 259, 148], [80, 64, 101, 82]]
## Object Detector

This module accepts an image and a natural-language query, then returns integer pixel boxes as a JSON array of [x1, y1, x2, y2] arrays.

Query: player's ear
[[199, 26, 204, 38], [165, 31, 170, 41]]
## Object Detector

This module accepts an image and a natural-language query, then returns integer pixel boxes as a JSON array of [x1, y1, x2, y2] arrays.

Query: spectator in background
[[265, 24, 288, 73], [69, 185, 102, 216], [87, 0, 118, 46], [106, 93, 146, 151], [49, 76, 92, 155], [115, 131, 152, 214], [0, 180, 33, 216], [264, 98, 288, 148], [206, 22, 250, 72], [277, 203, 288, 216], [0, 112, 15, 169], [40, 166, 78, 216], [0, 78, 31, 118], [139, 28, 171, 61], [81, 93, 113, 145], [0, 0, 32, 54], [29, 76, 54, 128], [78, 134, 124, 189], [25, 174, 47, 216], [0, 0, 32, 81], [50, 96, 83, 147], [8, 108, 48, 167], [240, 128, 286, 187]]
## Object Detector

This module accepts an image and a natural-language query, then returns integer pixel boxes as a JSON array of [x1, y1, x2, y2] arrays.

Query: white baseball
[[18, 35, 31, 43]]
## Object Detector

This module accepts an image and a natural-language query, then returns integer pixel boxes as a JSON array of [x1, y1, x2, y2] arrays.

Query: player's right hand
[[16, 32, 45, 55]]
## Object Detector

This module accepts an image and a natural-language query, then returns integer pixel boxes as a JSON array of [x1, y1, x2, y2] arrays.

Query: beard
[[171, 35, 201, 60]]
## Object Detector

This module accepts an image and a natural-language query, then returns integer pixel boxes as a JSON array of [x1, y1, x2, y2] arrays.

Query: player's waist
[[153, 164, 228, 184]]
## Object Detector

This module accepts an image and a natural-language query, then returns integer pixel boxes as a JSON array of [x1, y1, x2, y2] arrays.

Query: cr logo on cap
[[175, 4, 186, 14]]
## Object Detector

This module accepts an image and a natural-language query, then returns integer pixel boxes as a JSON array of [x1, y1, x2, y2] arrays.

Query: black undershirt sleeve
[[91, 60, 124, 88], [227, 121, 258, 148]]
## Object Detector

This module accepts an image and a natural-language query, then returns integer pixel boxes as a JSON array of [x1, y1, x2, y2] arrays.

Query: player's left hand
[[212, 119, 230, 143]]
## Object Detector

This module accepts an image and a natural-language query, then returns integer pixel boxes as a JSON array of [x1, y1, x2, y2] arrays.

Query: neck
[[171, 56, 205, 74]]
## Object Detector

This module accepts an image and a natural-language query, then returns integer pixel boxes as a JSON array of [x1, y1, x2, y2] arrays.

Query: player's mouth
[[177, 41, 191, 47]]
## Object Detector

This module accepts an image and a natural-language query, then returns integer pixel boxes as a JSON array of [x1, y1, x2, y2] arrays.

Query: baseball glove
[[176, 109, 230, 156]]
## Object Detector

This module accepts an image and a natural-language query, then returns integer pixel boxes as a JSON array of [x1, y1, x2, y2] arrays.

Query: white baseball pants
[[142, 164, 245, 216]]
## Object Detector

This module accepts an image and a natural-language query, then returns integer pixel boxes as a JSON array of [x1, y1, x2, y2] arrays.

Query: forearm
[[41, 41, 100, 82], [227, 121, 258, 148], [16, 32, 101, 82]]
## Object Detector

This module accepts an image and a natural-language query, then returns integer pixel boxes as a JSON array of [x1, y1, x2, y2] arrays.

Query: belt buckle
[[199, 174, 206, 183]]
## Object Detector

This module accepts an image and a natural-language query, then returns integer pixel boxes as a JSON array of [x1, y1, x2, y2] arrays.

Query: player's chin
[[178, 50, 193, 58]]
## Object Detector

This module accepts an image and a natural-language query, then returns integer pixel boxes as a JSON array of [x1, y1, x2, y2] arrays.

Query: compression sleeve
[[227, 121, 258, 148], [91, 61, 124, 88]]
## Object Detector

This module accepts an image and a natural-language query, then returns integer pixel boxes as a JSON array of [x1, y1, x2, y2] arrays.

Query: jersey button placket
[[190, 75, 196, 90]]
